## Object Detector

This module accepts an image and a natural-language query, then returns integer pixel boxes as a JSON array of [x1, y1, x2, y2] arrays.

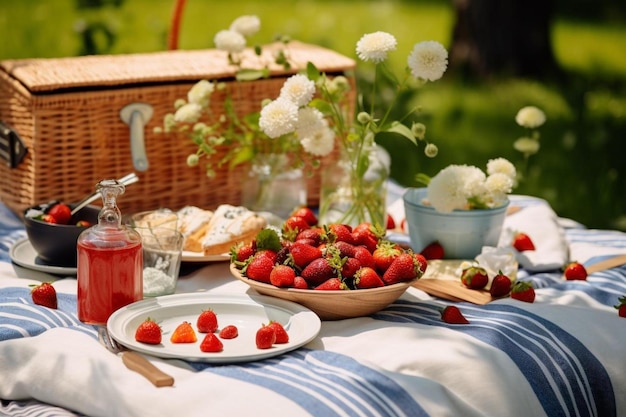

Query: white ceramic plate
[[181, 250, 229, 263], [9, 237, 77, 275], [107, 292, 321, 363]]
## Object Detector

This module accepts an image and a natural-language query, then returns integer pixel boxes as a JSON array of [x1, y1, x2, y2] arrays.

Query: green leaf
[[255, 228, 282, 252], [385, 122, 417, 145], [236, 68, 270, 81], [414, 173, 431, 186], [306, 62, 321, 81]]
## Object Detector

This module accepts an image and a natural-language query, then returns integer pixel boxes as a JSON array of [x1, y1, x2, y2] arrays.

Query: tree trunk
[[449, 0, 561, 79]]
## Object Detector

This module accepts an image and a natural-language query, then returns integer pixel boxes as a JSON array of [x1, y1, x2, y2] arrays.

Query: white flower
[[486, 157, 516, 181], [485, 172, 514, 198], [229, 15, 260, 37], [427, 165, 486, 212], [295, 107, 326, 135], [355, 31, 397, 63], [514, 137, 541, 155], [174, 103, 202, 123], [279, 74, 316, 107], [300, 125, 335, 157], [515, 106, 546, 128], [214, 29, 246, 53], [259, 98, 298, 138], [407, 40, 448, 81], [187, 80, 215, 107]]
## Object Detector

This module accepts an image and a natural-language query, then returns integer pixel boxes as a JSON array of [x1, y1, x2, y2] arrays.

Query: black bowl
[[23, 203, 101, 267]]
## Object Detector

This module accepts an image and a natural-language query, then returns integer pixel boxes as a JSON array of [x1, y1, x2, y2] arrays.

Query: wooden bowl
[[230, 264, 415, 320]]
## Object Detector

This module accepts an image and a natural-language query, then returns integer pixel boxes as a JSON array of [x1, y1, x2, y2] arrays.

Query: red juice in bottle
[[77, 179, 143, 325]]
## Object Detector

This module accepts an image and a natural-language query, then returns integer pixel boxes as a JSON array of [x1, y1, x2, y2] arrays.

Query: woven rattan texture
[[0, 43, 355, 216]]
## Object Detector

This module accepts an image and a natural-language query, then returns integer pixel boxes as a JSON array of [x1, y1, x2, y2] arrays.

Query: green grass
[[1, 0, 625, 230]]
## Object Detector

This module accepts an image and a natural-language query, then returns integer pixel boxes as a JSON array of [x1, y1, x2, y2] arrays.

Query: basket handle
[[0, 120, 27, 168], [168, 0, 187, 50], [120, 103, 153, 172]]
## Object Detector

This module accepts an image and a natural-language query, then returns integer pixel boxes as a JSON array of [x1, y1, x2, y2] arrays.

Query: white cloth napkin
[[499, 203, 569, 271]]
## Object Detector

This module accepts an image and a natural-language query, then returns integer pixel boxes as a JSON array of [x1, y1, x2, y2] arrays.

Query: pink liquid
[[77, 240, 143, 325]]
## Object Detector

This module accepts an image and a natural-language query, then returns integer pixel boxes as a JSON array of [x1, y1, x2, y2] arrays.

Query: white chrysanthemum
[[229, 15, 260, 37], [214, 29, 246, 53], [355, 31, 397, 63], [515, 106, 546, 128], [485, 173, 514, 196], [259, 98, 298, 138], [427, 165, 486, 212], [514, 137, 541, 155], [486, 157, 516, 181], [187, 80, 215, 107], [279, 74, 316, 107], [295, 107, 326, 135], [300, 126, 335, 157], [174, 103, 202, 123], [407, 40, 448, 82]]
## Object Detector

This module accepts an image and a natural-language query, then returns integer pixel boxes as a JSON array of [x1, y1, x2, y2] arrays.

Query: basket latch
[[0, 120, 27, 169], [120, 103, 153, 172]]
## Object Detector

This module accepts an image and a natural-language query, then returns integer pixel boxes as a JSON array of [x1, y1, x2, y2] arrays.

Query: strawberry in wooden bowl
[[230, 210, 427, 320]]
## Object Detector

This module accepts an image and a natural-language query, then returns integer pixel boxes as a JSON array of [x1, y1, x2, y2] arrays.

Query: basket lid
[[0, 41, 355, 93]]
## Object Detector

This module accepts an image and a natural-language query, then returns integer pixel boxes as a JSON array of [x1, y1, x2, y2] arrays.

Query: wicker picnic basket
[[0, 42, 355, 216]]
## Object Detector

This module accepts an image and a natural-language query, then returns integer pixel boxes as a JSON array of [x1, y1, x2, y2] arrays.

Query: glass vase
[[241, 153, 307, 220], [318, 145, 390, 227]]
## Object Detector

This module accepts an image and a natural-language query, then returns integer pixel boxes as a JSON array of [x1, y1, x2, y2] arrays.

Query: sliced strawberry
[[512, 232, 535, 251], [219, 325, 239, 339], [170, 321, 197, 343], [267, 321, 289, 344], [197, 309, 218, 333], [134, 318, 162, 344], [200, 333, 223, 352], [563, 261, 587, 281], [441, 306, 469, 324], [30, 282, 57, 309]]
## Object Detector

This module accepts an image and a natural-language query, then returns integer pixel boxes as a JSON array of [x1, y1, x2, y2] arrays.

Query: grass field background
[[1, 0, 625, 230]]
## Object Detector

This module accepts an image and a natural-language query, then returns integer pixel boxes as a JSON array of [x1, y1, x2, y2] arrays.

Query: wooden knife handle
[[121, 351, 175, 387]]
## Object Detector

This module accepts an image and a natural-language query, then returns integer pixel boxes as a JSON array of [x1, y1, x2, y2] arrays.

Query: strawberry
[[441, 306, 470, 324], [75, 220, 91, 227], [420, 241, 444, 260], [413, 252, 428, 275], [48, 203, 72, 225], [614, 296, 626, 318], [564, 261, 587, 281], [490, 271, 512, 297], [296, 227, 324, 246], [219, 325, 239, 339], [243, 250, 277, 283], [510, 281, 536, 303], [327, 224, 355, 245], [289, 241, 323, 269], [283, 216, 310, 237], [373, 240, 402, 274], [134, 318, 162, 344], [340, 257, 361, 280], [170, 321, 197, 343], [302, 257, 337, 286], [293, 276, 309, 289], [267, 321, 289, 344], [270, 264, 296, 288], [353, 245, 375, 269], [355, 266, 385, 289], [255, 325, 276, 349], [38, 214, 57, 224], [30, 282, 57, 309], [386, 214, 396, 230], [460, 266, 488, 290], [291, 206, 318, 226], [200, 333, 224, 352], [382, 253, 418, 285], [333, 240, 357, 258], [231, 242, 255, 263], [512, 232, 535, 252], [315, 277, 345, 290], [197, 309, 218, 333]]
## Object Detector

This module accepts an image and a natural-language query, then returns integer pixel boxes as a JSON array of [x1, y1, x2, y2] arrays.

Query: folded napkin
[[499, 202, 569, 272]]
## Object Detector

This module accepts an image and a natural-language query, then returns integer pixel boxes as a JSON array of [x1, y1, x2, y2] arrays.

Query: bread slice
[[201, 205, 267, 255]]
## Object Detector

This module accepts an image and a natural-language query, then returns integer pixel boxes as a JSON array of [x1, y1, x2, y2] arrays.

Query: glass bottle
[[77, 179, 143, 325]]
